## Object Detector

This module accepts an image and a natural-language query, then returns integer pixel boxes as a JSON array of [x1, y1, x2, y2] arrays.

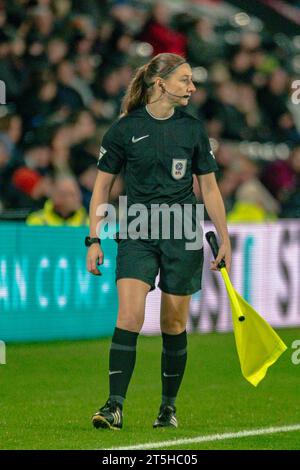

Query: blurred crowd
[[0, 0, 300, 225]]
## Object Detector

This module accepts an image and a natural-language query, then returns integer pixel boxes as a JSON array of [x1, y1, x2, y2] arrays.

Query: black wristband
[[85, 236, 101, 247]]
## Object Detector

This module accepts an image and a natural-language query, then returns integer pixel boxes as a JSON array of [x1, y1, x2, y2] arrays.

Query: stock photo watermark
[[291, 340, 300, 365], [0, 80, 6, 105], [0, 340, 6, 365], [95, 197, 204, 250], [291, 80, 300, 104]]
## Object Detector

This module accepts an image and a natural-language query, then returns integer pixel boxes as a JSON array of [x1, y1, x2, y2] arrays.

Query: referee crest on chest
[[171, 159, 187, 180]]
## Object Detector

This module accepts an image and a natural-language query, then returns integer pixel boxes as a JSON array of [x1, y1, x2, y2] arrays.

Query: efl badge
[[172, 159, 187, 180]]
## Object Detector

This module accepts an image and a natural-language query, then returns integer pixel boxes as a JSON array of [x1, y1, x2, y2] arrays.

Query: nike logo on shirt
[[132, 135, 149, 143], [163, 372, 180, 378]]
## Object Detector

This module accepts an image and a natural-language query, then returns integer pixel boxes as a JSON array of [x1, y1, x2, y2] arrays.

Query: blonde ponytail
[[120, 53, 187, 117], [120, 64, 149, 116]]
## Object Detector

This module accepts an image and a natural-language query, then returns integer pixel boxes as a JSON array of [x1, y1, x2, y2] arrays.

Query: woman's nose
[[188, 82, 196, 93]]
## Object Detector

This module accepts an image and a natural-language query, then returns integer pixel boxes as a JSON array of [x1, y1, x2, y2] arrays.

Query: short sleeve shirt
[[97, 106, 218, 207]]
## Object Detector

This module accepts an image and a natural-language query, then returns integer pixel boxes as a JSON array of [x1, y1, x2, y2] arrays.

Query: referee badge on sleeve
[[172, 159, 187, 180]]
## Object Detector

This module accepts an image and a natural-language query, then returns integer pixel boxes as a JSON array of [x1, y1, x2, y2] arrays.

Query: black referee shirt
[[97, 106, 218, 207]]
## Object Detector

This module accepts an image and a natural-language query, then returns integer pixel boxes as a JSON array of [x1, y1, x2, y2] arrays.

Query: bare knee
[[161, 317, 186, 335], [160, 293, 190, 335], [117, 309, 145, 333], [116, 279, 149, 333]]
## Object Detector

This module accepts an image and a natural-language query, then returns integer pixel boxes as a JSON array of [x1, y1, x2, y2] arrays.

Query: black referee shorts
[[115, 236, 203, 296]]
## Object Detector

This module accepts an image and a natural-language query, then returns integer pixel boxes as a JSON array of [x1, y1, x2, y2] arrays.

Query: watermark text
[[0, 80, 6, 104], [95, 197, 204, 250], [291, 80, 300, 104], [0, 340, 6, 364], [291, 339, 300, 365]]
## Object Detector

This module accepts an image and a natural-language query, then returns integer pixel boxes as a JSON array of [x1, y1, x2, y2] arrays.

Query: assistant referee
[[86, 53, 231, 430]]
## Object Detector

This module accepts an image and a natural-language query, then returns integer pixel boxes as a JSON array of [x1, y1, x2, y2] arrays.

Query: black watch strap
[[85, 236, 101, 247]]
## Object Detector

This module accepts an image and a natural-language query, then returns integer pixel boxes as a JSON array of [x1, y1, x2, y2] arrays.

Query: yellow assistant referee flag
[[206, 232, 287, 387], [221, 267, 287, 386]]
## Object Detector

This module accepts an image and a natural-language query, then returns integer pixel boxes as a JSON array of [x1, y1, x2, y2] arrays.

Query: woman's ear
[[159, 81, 166, 92]]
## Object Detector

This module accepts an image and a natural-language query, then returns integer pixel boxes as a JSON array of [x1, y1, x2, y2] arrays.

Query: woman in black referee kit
[[87, 53, 231, 430]]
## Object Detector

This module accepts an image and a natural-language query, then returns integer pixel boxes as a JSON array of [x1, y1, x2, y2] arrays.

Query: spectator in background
[[56, 59, 99, 110], [280, 184, 300, 218], [251, 47, 279, 80], [229, 49, 254, 84], [92, 66, 126, 122], [0, 140, 9, 170], [235, 83, 267, 141], [47, 36, 69, 65], [218, 169, 240, 213], [261, 145, 300, 202], [139, 2, 187, 56], [75, 53, 96, 84], [99, 13, 134, 68], [187, 17, 223, 67], [17, 74, 62, 133], [0, 31, 23, 101], [72, 153, 98, 211], [257, 69, 290, 132], [12, 167, 52, 206], [27, 5, 57, 44], [276, 111, 300, 146], [0, 141, 53, 212], [214, 142, 234, 177], [0, 113, 23, 161], [71, 151, 125, 212], [263, 146, 300, 219], [26, 175, 88, 226], [214, 144, 240, 212], [21, 142, 53, 177], [210, 81, 246, 140], [70, 109, 99, 164], [239, 31, 262, 54], [50, 124, 73, 175], [227, 156, 280, 222]]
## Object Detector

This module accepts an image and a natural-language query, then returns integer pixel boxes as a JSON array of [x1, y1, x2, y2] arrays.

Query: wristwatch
[[85, 236, 101, 247]]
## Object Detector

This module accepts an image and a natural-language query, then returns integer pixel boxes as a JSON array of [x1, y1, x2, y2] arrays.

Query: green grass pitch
[[0, 328, 299, 450]]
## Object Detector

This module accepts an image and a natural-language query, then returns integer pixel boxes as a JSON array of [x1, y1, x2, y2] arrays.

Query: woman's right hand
[[87, 244, 104, 276]]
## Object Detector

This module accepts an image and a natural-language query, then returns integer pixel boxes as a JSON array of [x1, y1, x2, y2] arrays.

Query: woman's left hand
[[210, 241, 232, 274]]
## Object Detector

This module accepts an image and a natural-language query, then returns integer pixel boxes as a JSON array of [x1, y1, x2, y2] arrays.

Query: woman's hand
[[210, 240, 231, 274], [87, 244, 104, 276]]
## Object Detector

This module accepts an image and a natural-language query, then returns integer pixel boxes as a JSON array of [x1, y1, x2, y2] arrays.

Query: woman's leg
[[160, 292, 191, 334], [158, 293, 191, 416], [108, 279, 150, 405], [92, 278, 150, 429], [116, 278, 150, 332]]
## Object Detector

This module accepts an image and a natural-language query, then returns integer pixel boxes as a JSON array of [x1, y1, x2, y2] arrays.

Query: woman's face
[[160, 63, 196, 106], [152, 3, 170, 25]]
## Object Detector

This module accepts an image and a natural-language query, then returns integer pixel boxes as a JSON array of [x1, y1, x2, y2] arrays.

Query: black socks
[[109, 327, 139, 405], [108, 327, 187, 409], [161, 330, 187, 407]]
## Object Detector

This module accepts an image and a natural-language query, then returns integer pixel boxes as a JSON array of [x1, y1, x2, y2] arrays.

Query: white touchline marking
[[103, 423, 300, 450]]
